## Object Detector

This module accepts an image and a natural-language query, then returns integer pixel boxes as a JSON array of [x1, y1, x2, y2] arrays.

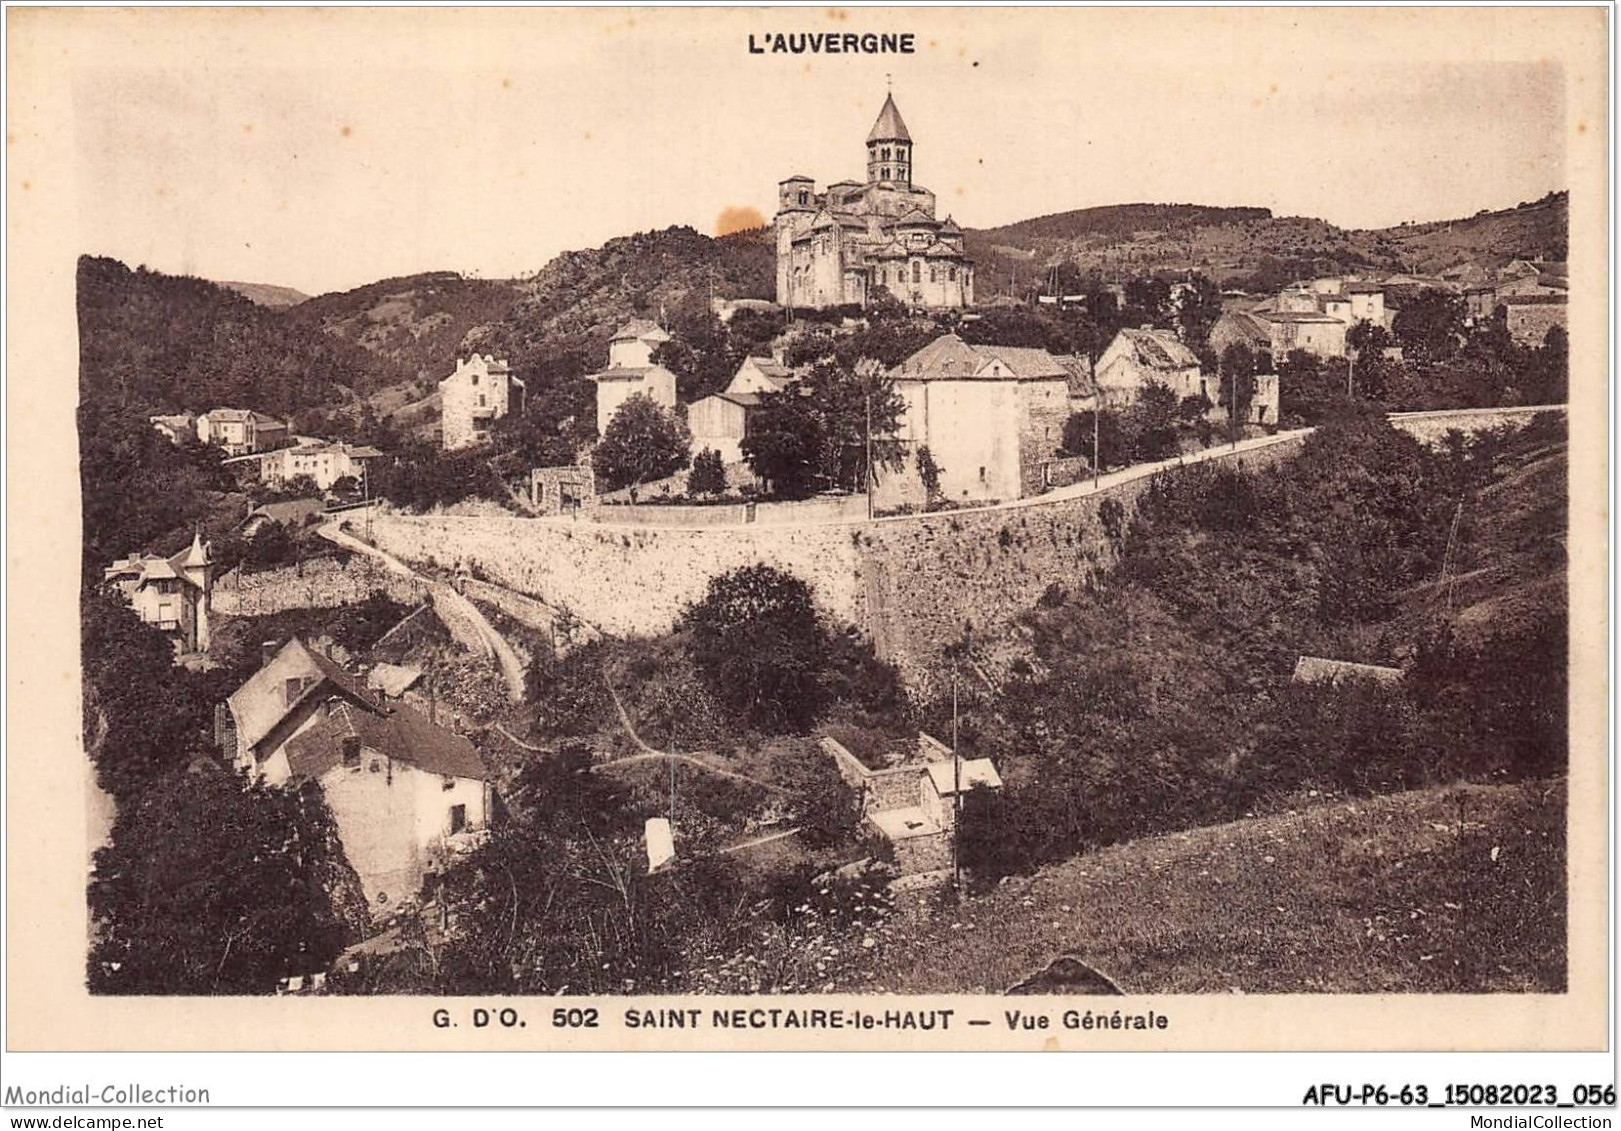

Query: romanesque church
[[774, 93, 974, 311]]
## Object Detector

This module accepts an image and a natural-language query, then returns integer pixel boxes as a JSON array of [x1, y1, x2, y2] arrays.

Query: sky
[[53, 6, 1581, 297]]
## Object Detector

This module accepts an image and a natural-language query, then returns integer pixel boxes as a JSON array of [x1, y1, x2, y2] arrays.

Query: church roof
[[938, 215, 962, 235], [894, 207, 938, 228], [867, 93, 912, 143], [924, 241, 964, 258]]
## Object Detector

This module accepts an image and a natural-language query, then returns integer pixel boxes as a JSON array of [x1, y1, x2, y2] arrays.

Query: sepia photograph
[[4, 4, 1610, 1070]]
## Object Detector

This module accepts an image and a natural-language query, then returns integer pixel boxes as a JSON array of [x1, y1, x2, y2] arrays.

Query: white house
[[102, 531, 214, 653], [884, 334, 1077, 504], [440, 355, 524, 450], [687, 355, 799, 465], [197, 408, 290, 455], [218, 637, 491, 913], [586, 319, 679, 437], [257, 439, 383, 491]]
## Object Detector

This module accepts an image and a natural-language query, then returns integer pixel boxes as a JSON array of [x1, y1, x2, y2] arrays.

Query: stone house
[[102, 531, 215, 653], [687, 355, 801, 465], [1500, 294, 1567, 346], [586, 319, 679, 437], [823, 732, 1003, 876], [884, 333, 1075, 504], [197, 408, 290, 455], [775, 93, 973, 310], [218, 636, 491, 913], [1209, 308, 1348, 363], [440, 354, 524, 451], [1094, 327, 1206, 407]]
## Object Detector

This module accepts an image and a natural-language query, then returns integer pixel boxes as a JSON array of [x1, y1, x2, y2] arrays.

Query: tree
[[688, 448, 726, 497], [90, 770, 358, 994], [593, 394, 691, 493], [1392, 288, 1466, 362], [1061, 409, 1131, 470], [741, 383, 825, 499], [916, 444, 943, 503], [1346, 320, 1396, 401], [81, 591, 231, 798], [681, 565, 832, 732], [805, 358, 906, 494], [1128, 381, 1182, 461], [1218, 343, 1260, 426], [1175, 274, 1224, 355]]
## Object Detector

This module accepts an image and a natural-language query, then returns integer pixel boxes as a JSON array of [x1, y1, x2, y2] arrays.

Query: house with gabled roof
[[884, 333, 1077, 502], [197, 408, 290, 455], [440, 354, 524, 451], [217, 637, 492, 913], [1095, 327, 1206, 407], [686, 354, 805, 465]]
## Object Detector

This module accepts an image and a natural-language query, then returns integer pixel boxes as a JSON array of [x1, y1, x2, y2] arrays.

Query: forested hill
[[285, 272, 523, 384], [76, 256, 396, 417], [964, 192, 1568, 298]]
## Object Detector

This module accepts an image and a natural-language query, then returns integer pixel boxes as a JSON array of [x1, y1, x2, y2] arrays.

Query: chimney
[[261, 640, 279, 668]]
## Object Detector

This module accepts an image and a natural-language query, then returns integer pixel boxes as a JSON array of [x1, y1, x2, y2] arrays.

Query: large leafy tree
[[740, 384, 826, 499], [592, 394, 692, 492], [1392, 288, 1466, 363], [90, 770, 357, 994], [81, 592, 232, 798], [681, 565, 832, 733], [805, 358, 907, 494]]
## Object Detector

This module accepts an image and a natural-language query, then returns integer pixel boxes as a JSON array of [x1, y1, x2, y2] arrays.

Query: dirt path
[[600, 681, 797, 796], [318, 523, 527, 703]]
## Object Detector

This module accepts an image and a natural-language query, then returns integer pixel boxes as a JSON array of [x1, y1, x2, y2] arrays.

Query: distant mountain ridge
[[215, 280, 312, 309], [962, 192, 1567, 296]]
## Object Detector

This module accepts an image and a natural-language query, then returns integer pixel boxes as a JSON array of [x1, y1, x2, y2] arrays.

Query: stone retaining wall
[[212, 556, 427, 617]]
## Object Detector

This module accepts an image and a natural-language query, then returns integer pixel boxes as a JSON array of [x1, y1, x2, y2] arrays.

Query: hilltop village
[[80, 93, 1570, 998]]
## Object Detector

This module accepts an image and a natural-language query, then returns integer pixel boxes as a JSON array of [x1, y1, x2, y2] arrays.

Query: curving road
[[318, 521, 527, 703]]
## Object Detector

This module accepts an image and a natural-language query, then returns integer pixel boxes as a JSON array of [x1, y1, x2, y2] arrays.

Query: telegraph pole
[[1092, 397, 1101, 490], [864, 388, 874, 520], [951, 659, 961, 891]]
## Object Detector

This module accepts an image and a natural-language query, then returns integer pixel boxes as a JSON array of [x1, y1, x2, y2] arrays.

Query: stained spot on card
[[827, 8, 849, 21], [501, 78, 513, 91], [340, 125, 353, 138], [1043, 1036, 1060, 1051], [716, 205, 765, 236], [242, 123, 254, 134]]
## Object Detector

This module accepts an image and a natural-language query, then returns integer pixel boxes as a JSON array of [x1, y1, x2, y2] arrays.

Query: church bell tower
[[866, 92, 912, 186]]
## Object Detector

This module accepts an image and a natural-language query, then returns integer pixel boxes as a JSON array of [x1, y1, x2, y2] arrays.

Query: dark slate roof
[[284, 700, 490, 782], [1114, 328, 1202, 370], [867, 92, 912, 143]]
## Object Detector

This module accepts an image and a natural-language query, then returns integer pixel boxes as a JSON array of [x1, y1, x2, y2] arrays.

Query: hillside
[[964, 192, 1568, 298], [215, 280, 311, 309], [859, 780, 1565, 994], [76, 256, 394, 417], [286, 272, 523, 387]]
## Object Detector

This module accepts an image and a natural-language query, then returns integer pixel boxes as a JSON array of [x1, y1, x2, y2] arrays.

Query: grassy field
[[853, 780, 1565, 995]]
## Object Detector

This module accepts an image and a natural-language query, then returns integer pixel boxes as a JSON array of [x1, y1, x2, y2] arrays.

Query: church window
[[882, 167, 890, 180], [471, 372, 479, 386], [881, 147, 890, 160], [798, 191, 809, 205], [930, 267, 938, 283], [912, 261, 922, 284], [949, 267, 958, 282]]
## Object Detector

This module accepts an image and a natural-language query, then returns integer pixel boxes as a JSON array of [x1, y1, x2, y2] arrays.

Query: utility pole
[[1092, 396, 1101, 490], [864, 388, 874, 520], [951, 658, 961, 891], [1230, 362, 1239, 451]]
